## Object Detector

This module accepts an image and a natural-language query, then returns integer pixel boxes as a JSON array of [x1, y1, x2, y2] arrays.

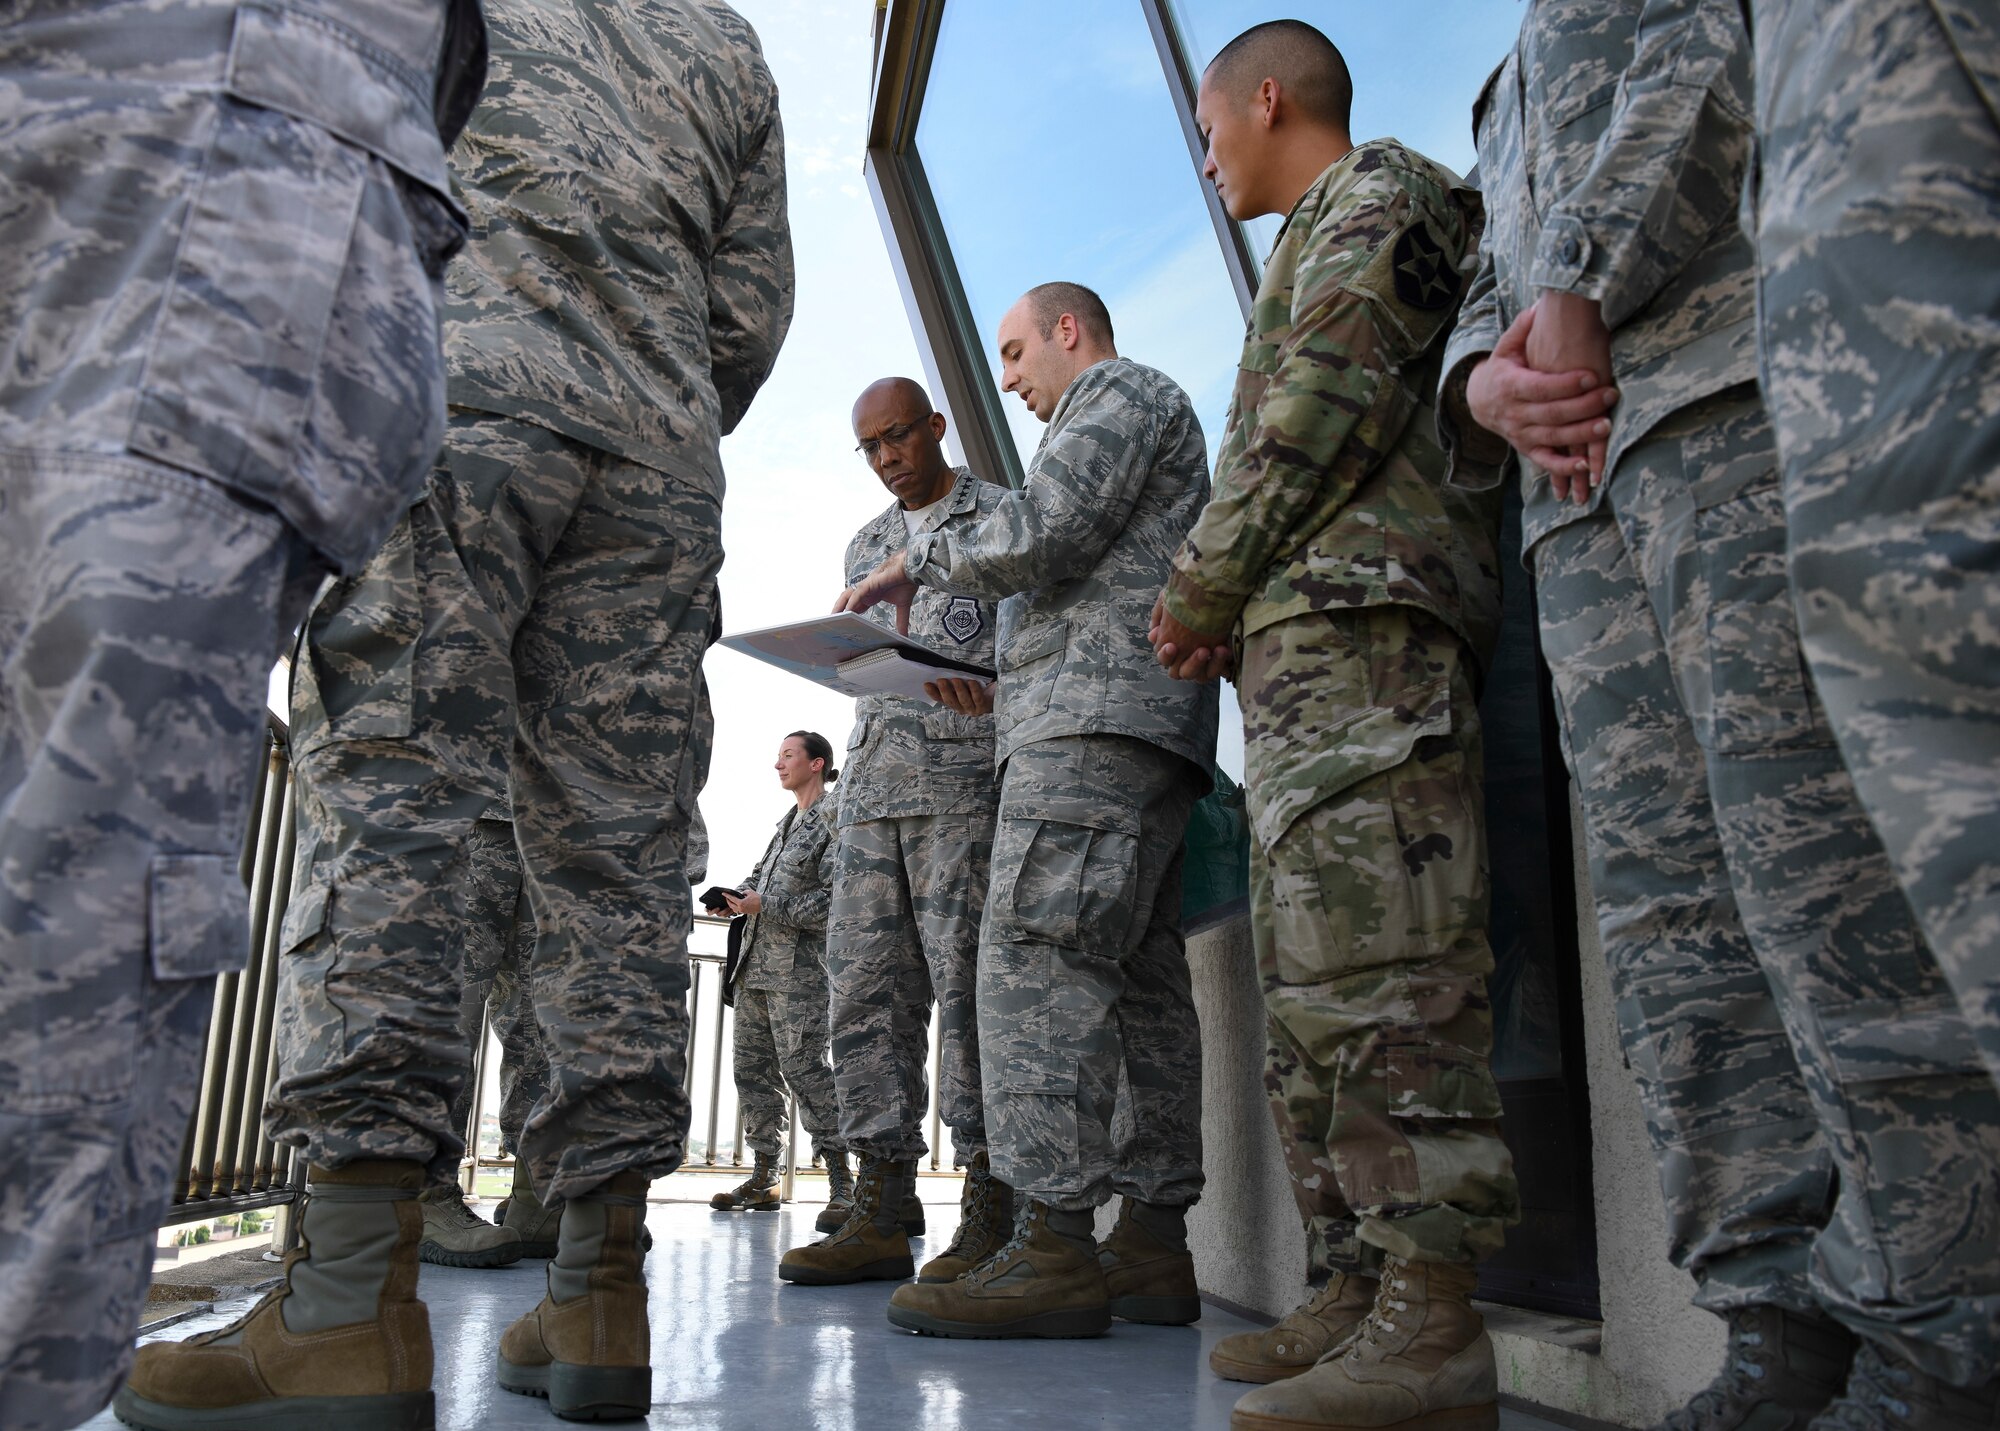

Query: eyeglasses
[[855, 415, 932, 461]]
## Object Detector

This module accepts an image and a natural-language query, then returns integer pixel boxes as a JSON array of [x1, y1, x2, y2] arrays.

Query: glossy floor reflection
[[95, 1196, 1571, 1431]]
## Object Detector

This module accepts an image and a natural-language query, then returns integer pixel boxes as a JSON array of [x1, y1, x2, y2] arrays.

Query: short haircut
[[1023, 281, 1114, 347], [1206, 20, 1353, 133]]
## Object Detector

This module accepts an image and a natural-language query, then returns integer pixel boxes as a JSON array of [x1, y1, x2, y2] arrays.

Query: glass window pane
[[1169, 3, 1526, 263], [914, 0, 1249, 783]]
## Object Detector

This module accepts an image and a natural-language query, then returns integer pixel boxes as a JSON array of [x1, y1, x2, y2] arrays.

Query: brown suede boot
[[778, 1155, 915, 1285], [496, 1169, 651, 1421], [918, 1151, 1014, 1283], [1099, 1196, 1200, 1324], [814, 1151, 856, 1234], [503, 1159, 564, 1260], [1231, 1257, 1498, 1431], [1210, 1272, 1381, 1384], [418, 1184, 523, 1268], [709, 1150, 780, 1212], [886, 1199, 1111, 1339], [112, 1159, 435, 1431]]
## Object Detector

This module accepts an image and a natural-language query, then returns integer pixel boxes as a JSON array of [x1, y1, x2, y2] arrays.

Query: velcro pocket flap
[[999, 619, 1068, 673], [1385, 1046, 1503, 1121], [278, 879, 332, 957], [921, 710, 989, 742], [149, 854, 251, 982], [1820, 994, 1986, 1084], [1248, 677, 1451, 852], [226, 1, 460, 210], [1002, 791, 1141, 836], [846, 716, 871, 750]]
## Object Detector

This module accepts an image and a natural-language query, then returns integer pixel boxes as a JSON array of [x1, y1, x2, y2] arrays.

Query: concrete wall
[[1179, 797, 1723, 1428]]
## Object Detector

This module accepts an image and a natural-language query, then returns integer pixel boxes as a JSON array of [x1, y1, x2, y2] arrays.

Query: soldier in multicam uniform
[[1747, 13, 2000, 1396], [0, 3, 484, 1426], [777, 378, 1010, 1290], [1144, 24, 1520, 1431], [1446, 4, 2000, 1430], [709, 733, 848, 1217], [112, 1, 791, 1425], [842, 283, 1218, 1340]]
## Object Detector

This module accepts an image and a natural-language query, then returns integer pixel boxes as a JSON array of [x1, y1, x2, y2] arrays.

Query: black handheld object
[[699, 885, 741, 913]]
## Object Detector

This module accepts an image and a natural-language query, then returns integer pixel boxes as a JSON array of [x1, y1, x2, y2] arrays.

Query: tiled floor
[[93, 1194, 1573, 1431]]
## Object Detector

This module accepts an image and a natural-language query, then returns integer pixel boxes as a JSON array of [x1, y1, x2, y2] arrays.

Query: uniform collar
[[870, 465, 977, 541]]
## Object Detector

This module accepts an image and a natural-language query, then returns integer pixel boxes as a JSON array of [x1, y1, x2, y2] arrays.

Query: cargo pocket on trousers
[[1000, 816, 1141, 955], [1696, 478, 1824, 754], [293, 516, 419, 754], [1251, 684, 1453, 986], [149, 854, 252, 983]]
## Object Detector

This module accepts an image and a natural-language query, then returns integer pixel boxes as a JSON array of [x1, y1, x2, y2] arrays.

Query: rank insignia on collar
[[941, 597, 983, 645], [1393, 223, 1460, 311]]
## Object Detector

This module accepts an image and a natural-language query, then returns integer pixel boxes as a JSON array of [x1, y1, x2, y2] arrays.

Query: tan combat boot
[[779, 1155, 915, 1285], [502, 1158, 563, 1259], [112, 1159, 435, 1431], [709, 1150, 780, 1212], [918, 1150, 1014, 1283], [1210, 1272, 1381, 1383], [496, 1169, 651, 1421], [886, 1199, 1111, 1339], [1099, 1196, 1200, 1324], [1231, 1257, 1497, 1431], [418, 1183, 523, 1268], [815, 1150, 856, 1234]]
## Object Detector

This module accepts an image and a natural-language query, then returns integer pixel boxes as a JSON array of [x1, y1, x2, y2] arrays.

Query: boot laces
[[966, 1202, 1039, 1283], [1659, 1311, 1780, 1431], [936, 1172, 996, 1262], [1344, 1265, 1412, 1358], [433, 1194, 492, 1232], [1816, 1346, 1916, 1431]]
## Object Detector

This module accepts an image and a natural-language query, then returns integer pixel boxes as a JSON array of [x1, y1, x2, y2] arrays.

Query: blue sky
[[703, 0, 1524, 897]]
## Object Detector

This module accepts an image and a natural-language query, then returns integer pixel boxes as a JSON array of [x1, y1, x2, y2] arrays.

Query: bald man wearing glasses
[[779, 378, 1011, 1293]]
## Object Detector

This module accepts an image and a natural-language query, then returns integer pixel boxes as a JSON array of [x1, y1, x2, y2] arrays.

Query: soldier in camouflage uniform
[[1142, 24, 1520, 1429], [1749, 0, 2000, 1138], [777, 379, 1008, 1288], [712, 733, 845, 1214], [842, 284, 1218, 1339], [1446, 2, 2000, 1426], [0, 3, 484, 1425], [117, 2, 791, 1425]]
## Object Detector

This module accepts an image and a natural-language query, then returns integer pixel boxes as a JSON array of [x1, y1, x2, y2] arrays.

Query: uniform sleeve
[[1161, 183, 1464, 636], [758, 818, 831, 934], [905, 364, 1156, 600], [1529, 0, 1754, 328], [709, 99, 794, 434], [1436, 241, 1514, 492]]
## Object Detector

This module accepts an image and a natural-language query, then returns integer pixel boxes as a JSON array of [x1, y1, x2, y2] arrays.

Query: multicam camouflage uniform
[[1445, 0, 2000, 1380], [731, 791, 844, 1162], [904, 358, 1219, 1210], [1749, 0, 2000, 1112], [264, 0, 792, 1206], [1162, 140, 1518, 1274], [0, 4, 483, 1424], [830, 470, 1004, 1165]]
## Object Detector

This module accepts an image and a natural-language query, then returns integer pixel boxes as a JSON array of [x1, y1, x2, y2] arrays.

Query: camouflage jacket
[[444, 0, 793, 497], [1163, 140, 1505, 671], [735, 789, 836, 990], [904, 359, 1220, 778], [0, 0, 486, 574], [1439, 0, 1758, 550], [839, 468, 1004, 827]]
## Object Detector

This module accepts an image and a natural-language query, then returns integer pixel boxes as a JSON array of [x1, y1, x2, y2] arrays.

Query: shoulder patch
[[1392, 223, 1460, 311], [941, 597, 984, 646]]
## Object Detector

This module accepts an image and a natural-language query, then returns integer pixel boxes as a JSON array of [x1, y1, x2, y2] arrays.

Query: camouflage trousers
[[1241, 607, 1519, 1274], [1751, 0, 2000, 1102], [430, 817, 549, 1190], [266, 412, 717, 1202], [827, 812, 993, 1164], [732, 968, 843, 1163], [1533, 388, 2000, 1383], [0, 456, 317, 1430], [981, 734, 1204, 1210]]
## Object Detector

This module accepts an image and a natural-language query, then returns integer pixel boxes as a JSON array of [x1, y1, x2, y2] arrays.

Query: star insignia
[[1392, 224, 1460, 311]]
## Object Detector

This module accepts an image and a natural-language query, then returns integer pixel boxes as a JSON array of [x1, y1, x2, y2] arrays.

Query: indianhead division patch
[[1392, 223, 1460, 311], [941, 596, 984, 645]]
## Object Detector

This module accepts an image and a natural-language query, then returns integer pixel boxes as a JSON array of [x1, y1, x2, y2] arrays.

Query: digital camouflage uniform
[[1444, 0, 2000, 1381], [264, 0, 792, 1206], [1749, 0, 2000, 1114], [831, 469, 1004, 1166], [1163, 141, 1517, 1275], [0, 3, 483, 1424], [904, 358, 1219, 1211], [730, 792, 843, 1162]]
